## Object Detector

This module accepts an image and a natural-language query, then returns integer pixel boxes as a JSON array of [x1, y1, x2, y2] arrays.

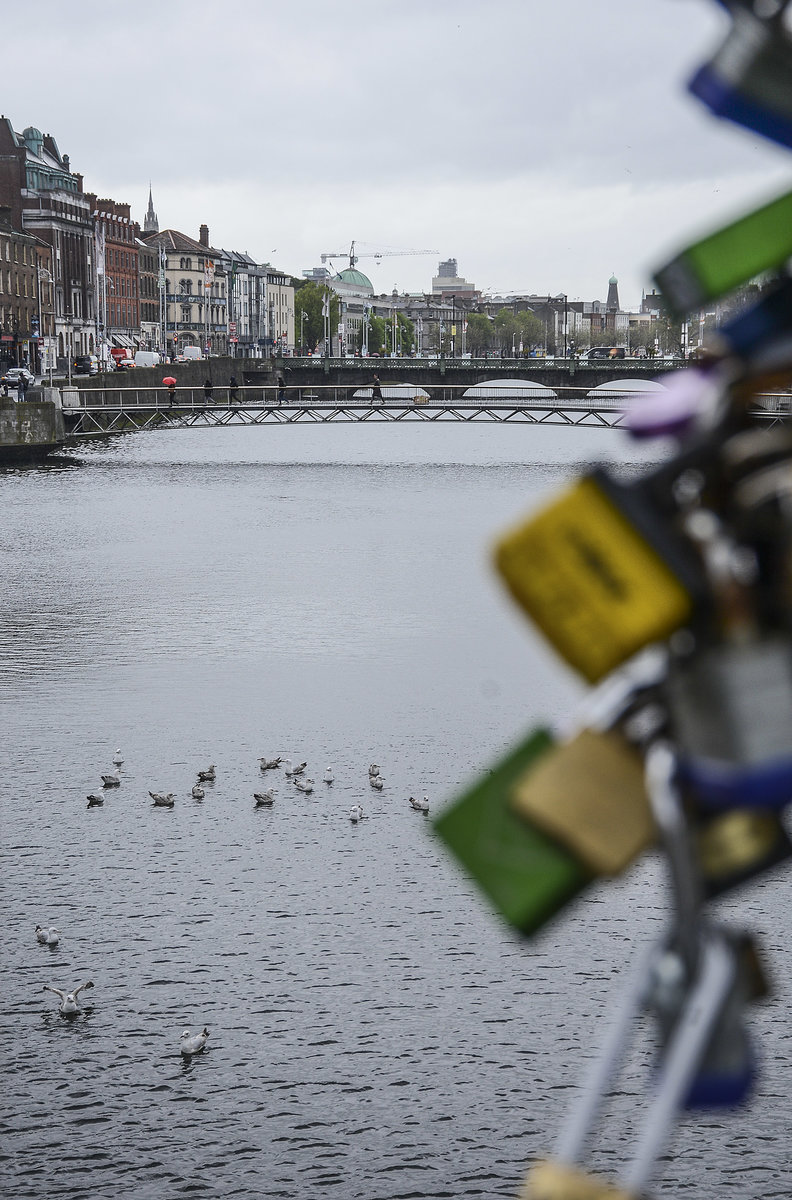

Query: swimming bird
[[191, 783, 205, 800], [42, 927, 60, 946], [370, 775, 384, 790], [180, 1026, 209, 1057], [368, 764, 380, 778], [259, 756, 282, 771], [112, 748, 124, 767], [290, 761, 307, 777], [349, 804, 364, 823], [87, 793, 105, 808], [35, 925, 49, 944], [197, 765, 216, 783], [254, 790, 275, 807], [408, 795, 430, 812], [150, 791, 175, 808], [101, 770, 121, 788], [295, 777, 314, 794], [323, 767, 334, 784], [42, 980, 93, 1015]]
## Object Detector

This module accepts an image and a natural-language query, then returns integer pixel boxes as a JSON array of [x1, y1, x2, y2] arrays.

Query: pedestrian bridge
[[61, 377, 790, 439]]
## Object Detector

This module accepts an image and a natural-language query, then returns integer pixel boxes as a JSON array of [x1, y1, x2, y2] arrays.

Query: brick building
[[0, 118, 96, 368], [86, 194, 140, 362], [0, 205, 54, 373]]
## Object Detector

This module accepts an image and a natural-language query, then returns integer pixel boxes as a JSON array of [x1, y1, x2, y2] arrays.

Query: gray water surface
[[1, 423, 789, 1199]]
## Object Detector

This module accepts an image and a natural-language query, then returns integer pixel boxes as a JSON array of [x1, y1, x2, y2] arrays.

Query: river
[[1, 422, 788, 1199]]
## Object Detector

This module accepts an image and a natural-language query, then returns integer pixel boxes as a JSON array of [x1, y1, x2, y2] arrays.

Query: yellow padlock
[[510, 728, 656, 876], [521, 1160, 636, 1200]]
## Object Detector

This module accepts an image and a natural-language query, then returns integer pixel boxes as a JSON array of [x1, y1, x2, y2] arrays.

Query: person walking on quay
[[229, 376, 239, 402], [204, 378, 214, 403], [17, 372, 28, 402], [277, 371, 286, 403], [372, 374, 382, 404]]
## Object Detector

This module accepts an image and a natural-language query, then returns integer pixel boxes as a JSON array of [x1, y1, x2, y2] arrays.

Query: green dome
[[609, 274, 618, 285], [336, 267, 373, 290]]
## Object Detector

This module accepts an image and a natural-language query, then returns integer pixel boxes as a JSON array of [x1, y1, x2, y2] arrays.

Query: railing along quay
[[61, 383, 792, 438]]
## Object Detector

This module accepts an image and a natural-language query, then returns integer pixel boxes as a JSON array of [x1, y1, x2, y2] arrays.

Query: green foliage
[[294, 281, 339, 352], [466, 313, 492, 354]]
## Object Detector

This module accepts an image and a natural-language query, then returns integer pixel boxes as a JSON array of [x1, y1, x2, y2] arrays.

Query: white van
[[134, 351, 162, 369], [181, 346, 202, 362]]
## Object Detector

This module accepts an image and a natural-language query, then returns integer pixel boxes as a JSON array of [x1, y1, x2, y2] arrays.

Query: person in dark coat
[[372, 374, 382, 403], [204, 378, 214, 402], [229, 376, 239, 402]]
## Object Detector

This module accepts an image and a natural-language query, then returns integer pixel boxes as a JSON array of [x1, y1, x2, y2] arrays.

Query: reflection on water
[[1, 425, 788, 1199]]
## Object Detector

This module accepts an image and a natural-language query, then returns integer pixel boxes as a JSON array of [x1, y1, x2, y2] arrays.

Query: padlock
[[494, 468, 708, 683], [666, 637, 792, 809], [689, 4, 792, 154], [709, 276, 792, 375], [431, 728, 590, 937], [520, 1161, 634, 1200], [653, 185, 792, 317], [509, 727, 655, 876], [693, 806, 792, 896]]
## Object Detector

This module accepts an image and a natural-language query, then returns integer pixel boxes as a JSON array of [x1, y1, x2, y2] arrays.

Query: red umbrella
[[162, 376, 177, 386]]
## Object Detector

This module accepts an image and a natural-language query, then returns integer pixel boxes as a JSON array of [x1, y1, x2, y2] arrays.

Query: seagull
[[259, 757, 282, 771], [368, 764, 380, 778], [35, 925, 49, 944], [295, 777, 314, 794], [101, 770, 121, 788], [150, 791, 176, 808], [290, 761, 307, 777], [42, 927, 60, 946], [87, 793, 105, 808], [42, 980, 93, 1016], [112, 748, 124, 767], [191, 783, 205, 800], [180, 1026, 209, 1057], [370, 775, 384, 790], [283, 759, 294, 777], [408, 795, 430, 812], [197, 765, 216, 783], [323, 767, 334, 784], [349, 804, 364, 823], [254, 790, 275, 807]]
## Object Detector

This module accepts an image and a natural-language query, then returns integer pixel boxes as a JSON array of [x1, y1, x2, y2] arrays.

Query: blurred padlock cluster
[[434, 4, 792, 1196]]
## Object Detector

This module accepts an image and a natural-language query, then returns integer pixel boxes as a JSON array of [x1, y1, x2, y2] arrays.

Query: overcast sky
[[5, 0, 791, 309]]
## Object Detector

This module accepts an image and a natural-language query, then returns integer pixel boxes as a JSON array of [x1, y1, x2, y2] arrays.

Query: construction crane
[[320, 241, 438, 270]]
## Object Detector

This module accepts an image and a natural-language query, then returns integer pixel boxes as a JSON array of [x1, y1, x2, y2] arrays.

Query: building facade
[[141, 224, 227, 358], [87, 194, 140, 362], [0, 119, 96, 368], [0, 205, 54, 372]]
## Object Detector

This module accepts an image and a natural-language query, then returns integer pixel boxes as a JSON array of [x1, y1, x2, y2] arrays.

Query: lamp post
[[300, 309, 307, 355], [36, 266, 54, 384]]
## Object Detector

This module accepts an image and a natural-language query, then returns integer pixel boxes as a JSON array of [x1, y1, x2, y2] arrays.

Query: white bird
[[259, 757, 282, 771], [112, 748, 124, 767], [283, 759, 293, 777], [295, 777, 314, 794], [368, 764, 380, 778], [180, 1026, 209, 1057], [349, 804, 363, 823], [35, 925, 49, 944], [254, 789, 275, 807], [87, 793, 105, 807], [101, 770, 121, 788], [191, 783, 205, 800], [42, 927, 60, 946], [150, 791, 175, 808], [197, 765, 216, 783], [408, 795, 430, 812], [290, 761, 307, 777], [370, 775, 384, 790], [42, 980, 93, 1015], [323, 767, 334, 784]]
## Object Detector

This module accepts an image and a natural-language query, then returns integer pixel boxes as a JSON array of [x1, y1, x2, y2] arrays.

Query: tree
[[517, 311, 545, 353], [466, 313, 492, 355], [293, 281, 338, 352]]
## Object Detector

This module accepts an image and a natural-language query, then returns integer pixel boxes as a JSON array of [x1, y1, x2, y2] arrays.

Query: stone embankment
[[0, 390, 65, 464]]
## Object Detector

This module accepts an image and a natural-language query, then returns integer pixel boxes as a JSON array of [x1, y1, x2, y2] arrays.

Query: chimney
[[199, 224, 209, 247]]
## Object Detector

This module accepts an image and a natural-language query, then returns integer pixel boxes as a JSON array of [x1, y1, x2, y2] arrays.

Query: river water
[[1, 422, 789, 1199]]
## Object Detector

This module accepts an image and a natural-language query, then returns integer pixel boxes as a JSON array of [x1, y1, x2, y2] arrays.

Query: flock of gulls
[[40, 748, 431, 1051]]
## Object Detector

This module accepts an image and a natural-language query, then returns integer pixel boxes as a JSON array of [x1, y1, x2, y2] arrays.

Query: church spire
[[144, 185, 159, 235]]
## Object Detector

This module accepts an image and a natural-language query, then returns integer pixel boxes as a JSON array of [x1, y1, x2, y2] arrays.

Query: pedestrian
[[204, 378, 214, 403], [277, 372, 285, 403], [18, 373, 27, 402], [372, 374, 382, 403], [167, 381, 176, 406], [229, 375, 239, 402]]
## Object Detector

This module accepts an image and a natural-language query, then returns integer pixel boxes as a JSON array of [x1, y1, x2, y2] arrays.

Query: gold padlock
[[510, 728, 656, 876], [521, 1160, 636, 1200]]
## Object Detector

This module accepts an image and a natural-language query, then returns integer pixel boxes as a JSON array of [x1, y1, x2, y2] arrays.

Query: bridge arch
[[585, 377, 667, 400], [462, 377, 558, 400]]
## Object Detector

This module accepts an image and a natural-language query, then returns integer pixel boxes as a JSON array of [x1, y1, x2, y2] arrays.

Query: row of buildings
[[0, 117, 295, 372]]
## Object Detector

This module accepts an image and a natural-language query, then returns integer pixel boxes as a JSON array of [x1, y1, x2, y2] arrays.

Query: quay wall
[[0, 392, 65, 463]]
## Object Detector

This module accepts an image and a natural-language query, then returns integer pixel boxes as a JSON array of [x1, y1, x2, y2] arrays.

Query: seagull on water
[[408, 795, 430, 812], [323, 767, 334, 784], [370, 775, 384, 790], [42, 980, 93, 1015], [180, 1026, 210, 1057], [150, 791, 176, 808], [259, 757, 282, 771], [191, 783, 205, 800], [35, 925, 49, 944], [254, 789, 275, 807], [36, 925, 59, 945], [197, 765, 216, 783], [295, 777, 314, 794], [290, 761, 307, 777], [368, 764, 380, 778], [349, 804, 364, 823], [112, 748, 124, 767], [87, 793, 105, 808], [101, 769, 121, 788]]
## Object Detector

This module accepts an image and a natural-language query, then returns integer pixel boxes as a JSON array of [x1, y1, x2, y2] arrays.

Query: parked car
[[3, 366, 35, 386], [73, 354, 99, 375]]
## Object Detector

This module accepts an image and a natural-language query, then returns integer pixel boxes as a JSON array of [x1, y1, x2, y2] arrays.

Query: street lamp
[[300, 309, 307, 355], [36, 266, 55, 384]]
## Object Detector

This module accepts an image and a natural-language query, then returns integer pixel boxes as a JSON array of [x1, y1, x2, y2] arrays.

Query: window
[[181, 305, 191, 324]]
